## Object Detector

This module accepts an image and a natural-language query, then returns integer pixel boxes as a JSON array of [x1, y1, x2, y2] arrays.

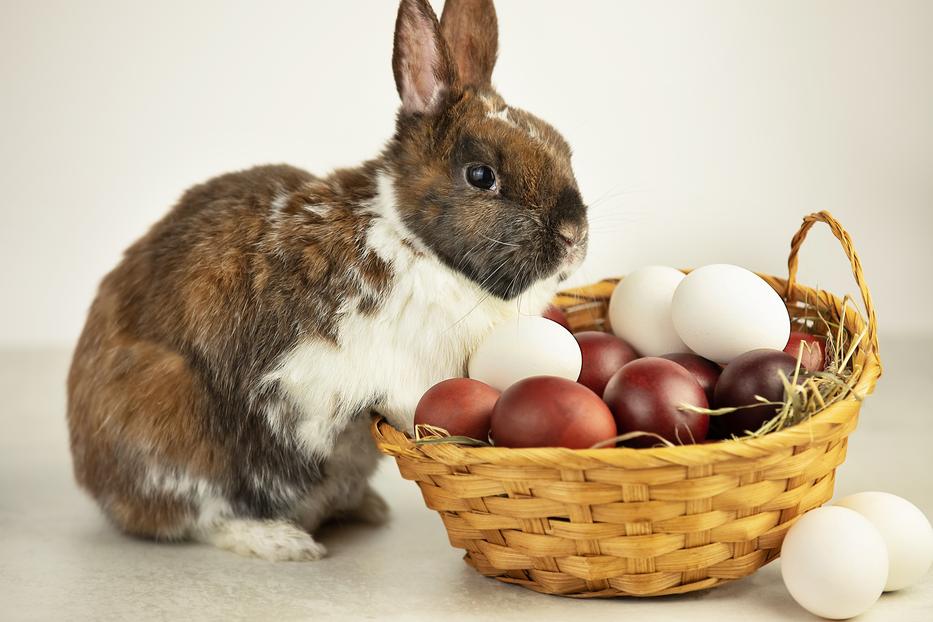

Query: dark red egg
[[490, 376, 617, 449], [575, 331, 639, 396], [783, 331, 826, 372], [659, 352, 722, 402], [414, 378, 500, 441], [542, 304, 571, 331], [602, 358, 709, 448], [713, 349, 800, 436]]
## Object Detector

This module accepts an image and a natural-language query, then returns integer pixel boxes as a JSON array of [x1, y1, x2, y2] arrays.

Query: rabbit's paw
[[200, 518, 327, 561]]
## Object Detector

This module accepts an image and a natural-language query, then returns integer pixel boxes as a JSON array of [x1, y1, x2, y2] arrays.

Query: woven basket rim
[[375, 211, 881, 467], [373, 274, 880, 466]]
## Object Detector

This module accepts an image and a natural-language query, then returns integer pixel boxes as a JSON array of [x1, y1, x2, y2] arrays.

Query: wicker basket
[[372, 211, 881, 598]]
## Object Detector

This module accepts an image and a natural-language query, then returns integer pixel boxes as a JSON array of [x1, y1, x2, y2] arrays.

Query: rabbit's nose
[[557, 221, 587, 248]]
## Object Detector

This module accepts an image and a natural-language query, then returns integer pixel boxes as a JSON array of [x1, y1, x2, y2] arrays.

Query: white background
[[2, 0, 931, 347]]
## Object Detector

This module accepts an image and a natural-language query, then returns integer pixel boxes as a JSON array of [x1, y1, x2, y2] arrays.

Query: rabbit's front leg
[[292, 415, 384, 532], [341, 485, 390, 525]]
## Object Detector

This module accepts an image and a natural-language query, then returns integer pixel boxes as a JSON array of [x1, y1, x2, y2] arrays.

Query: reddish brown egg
[[660, 352, 722, 402], [602, 358, 709, 447], [490, 376, 617, 449], [414, 378, 500, 441], [714, 348, 800, 436], [575, 331, 639, 396], [542, 304, 571, 331], [784, 331, 826, 372]]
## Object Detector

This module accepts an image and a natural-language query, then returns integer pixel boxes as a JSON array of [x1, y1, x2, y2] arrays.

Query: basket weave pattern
[[372, 212, 882, 597]]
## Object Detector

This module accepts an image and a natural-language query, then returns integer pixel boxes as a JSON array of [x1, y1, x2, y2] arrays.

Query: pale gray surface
[[1, 341, 931, 621]]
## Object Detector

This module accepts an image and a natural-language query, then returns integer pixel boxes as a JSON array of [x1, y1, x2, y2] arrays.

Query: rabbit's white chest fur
[[264, 172, 559, 458]]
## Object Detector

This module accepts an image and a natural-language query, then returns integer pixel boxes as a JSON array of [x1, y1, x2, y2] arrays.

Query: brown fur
[[68, 164, 391, 536], [67, 0, 588, 546], [389, 81, 584, 297]]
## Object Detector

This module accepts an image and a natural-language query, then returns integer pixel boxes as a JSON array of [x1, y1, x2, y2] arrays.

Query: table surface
[[1, 340, 931, 621]]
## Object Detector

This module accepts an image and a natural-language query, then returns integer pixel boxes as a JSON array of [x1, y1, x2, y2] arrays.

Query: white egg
[[835, 491, 933, 591], [781, 506, 888, 620], [671, 264, 790, 364], [608, 266, 690, 357], [468, 316, 582, 392]]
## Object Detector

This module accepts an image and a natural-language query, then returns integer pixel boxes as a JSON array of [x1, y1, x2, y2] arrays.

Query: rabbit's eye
[[466, 164, 497, 191]]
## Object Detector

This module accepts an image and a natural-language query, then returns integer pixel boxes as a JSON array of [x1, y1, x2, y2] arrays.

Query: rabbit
[[67, 0, 589, 562]]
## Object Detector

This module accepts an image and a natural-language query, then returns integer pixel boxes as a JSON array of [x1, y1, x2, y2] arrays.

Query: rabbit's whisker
[[445, 258, 511, 332], [479, 233, 519, 247]]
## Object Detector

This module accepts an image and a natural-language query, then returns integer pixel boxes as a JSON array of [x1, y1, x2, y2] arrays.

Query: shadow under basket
[[371, 211, 882, 598]]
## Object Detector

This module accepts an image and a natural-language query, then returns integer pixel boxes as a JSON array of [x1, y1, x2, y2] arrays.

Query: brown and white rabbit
[[67, 0, 588, 561]]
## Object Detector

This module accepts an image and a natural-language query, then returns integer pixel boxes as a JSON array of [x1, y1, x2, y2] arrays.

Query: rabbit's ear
[[392, 0, 458, 115], [440, 0, 498, 88]]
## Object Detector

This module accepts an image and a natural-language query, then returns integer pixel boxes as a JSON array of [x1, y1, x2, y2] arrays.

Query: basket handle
[[785, 210, 879, 355]]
